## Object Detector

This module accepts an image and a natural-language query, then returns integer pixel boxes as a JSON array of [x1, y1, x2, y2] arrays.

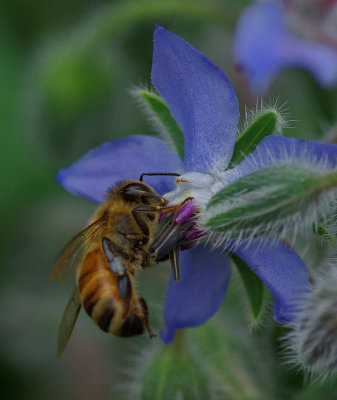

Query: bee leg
[[139, 296, 156, 339], [132, 198, 192, 238], [139, 250, 152, 269], [160, 196, 194, 214], [132, 205, 164, 244], [132, 196, 193, 225]]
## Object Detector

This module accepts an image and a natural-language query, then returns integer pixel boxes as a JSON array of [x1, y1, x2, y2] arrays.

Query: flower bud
[[140, 332, 210, 400], [287, 267, 337, 378]]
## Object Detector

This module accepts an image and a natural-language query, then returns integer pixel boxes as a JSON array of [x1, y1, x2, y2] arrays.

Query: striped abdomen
[[77, 238, 145, 337]]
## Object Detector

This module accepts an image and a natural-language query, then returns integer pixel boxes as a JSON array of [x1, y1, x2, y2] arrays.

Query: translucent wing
[[57, 286, 82, 357], [50, 215, 107, 284]]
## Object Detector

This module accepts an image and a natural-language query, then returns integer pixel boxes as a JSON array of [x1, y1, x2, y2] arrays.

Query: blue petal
[[161, 246, 231, 344], [57, 135, 184, 202], [152, 26, 239, 173], [233, 239, 310, 324], [227, 135, 337, 183], [234, 2, 337, 94]]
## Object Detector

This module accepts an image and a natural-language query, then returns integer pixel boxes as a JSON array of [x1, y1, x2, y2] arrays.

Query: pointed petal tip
[[56, 167, 66, 186], [160, 328, 175, 345], [152, 26, 239, 172], [154, 24, 165, 35], [153, 25, 178, 42]]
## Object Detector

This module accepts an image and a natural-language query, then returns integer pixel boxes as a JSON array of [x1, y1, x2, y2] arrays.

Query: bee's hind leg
[[139, 296, 156, 339]]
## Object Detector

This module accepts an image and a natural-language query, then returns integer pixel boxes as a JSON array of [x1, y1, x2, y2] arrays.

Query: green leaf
[[230, 254, 265, 323], [140, 332, 210, 400], [136, 89, 184, 160], [228, 110, 279, 168], [206, 165, 337, 236]]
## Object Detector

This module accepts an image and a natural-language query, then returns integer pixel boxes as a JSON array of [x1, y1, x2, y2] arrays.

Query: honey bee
[[50, 174, 181, 357]]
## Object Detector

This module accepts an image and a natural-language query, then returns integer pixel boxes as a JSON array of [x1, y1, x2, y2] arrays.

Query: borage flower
[[58, 26, 326, 344], [233, 0, 337, 94]]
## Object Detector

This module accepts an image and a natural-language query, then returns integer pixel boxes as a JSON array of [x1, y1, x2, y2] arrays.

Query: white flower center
[[164, 170, 231, 209]]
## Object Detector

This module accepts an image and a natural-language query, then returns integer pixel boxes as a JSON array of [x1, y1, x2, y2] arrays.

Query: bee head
[[111, 180, 166, 206]]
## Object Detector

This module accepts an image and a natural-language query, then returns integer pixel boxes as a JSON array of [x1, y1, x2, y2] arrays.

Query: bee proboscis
[[50, 175, 184, 357]]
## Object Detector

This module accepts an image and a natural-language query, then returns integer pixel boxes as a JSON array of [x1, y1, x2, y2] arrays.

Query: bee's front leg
[[132, 205, 163, 244]]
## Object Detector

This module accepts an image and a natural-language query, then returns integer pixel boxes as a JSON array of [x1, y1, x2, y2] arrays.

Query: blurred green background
[[1, 0, 337, 399]]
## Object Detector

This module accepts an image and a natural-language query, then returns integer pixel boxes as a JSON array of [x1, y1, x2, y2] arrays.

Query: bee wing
[[50, 216, 107, 283], [57, 286, 82, 357]]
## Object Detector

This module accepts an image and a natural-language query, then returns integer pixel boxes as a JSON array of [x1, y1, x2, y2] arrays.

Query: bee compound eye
[[122, 183, 153, 202], [117, 274, 132, 302], [102, 237, 126, 274]]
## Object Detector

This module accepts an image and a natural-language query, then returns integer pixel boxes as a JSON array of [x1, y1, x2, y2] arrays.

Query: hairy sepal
[[205, 164, 337, 245], [229, 109, 280, 168], [134, 88, 184, 160], [230, 253, 265, 323]]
